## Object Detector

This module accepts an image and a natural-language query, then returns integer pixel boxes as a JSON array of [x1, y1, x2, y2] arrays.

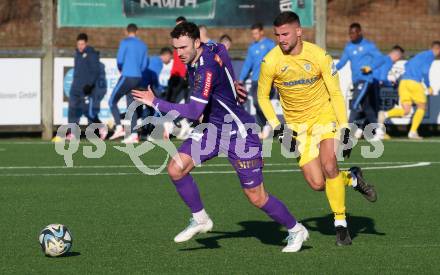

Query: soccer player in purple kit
[[132, 22, 308, 252]]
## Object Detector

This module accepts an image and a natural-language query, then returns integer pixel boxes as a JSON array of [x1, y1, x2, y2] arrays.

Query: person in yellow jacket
[[258, 11, 377, 246]]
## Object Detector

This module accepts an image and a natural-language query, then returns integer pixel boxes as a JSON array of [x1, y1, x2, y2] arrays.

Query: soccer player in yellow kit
[[258, 11, 377, 246]]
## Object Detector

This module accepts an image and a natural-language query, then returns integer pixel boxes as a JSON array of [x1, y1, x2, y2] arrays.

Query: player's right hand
[[340, 128, 352, 158], [132, 85, 155, 106], [234, 81, 248, 104], [274, 124, 297, 153]]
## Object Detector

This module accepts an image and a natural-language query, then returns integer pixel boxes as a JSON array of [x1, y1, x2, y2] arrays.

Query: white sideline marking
[[0, 161, 438, 170], [0, 162, 431, 177]]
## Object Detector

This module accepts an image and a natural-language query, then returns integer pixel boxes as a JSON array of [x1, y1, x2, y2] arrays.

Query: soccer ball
[[38, 224, 73, 257]]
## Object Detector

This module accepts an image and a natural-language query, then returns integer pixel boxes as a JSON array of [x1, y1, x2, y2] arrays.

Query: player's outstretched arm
[[132, 86, 206, 120]]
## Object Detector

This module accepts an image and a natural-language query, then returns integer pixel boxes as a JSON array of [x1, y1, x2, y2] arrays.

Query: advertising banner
[[0, 58, 41, 125], [58, 0, 314, 28]]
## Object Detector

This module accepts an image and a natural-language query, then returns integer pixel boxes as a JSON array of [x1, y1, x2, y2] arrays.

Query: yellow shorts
[[398, 79, 426, 104], [287, 102, 339, 167]]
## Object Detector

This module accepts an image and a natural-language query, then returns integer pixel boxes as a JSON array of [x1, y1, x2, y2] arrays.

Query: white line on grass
[[0, 161, 438, 170], [0, 162, 431, 177]]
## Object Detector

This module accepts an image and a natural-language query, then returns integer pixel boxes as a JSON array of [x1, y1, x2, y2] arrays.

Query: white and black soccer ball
[[38, 224, 72, 257]]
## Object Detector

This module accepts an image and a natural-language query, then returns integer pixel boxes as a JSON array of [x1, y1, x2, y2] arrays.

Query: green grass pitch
[[0, 138, 439, 274]]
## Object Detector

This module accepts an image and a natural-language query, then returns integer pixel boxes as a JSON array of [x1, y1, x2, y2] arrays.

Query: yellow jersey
[[257, 41, 348, 129]]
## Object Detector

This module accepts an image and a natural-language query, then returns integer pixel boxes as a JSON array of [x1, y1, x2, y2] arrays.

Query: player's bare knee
[[416, 103, 426, 111], [310, 181, 325, 191], [167, 160, 185, 181], [322, 162, 339, 179], [244, 188, 268, 208]]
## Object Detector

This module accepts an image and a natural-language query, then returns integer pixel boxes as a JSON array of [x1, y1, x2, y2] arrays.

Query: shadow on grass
[[57, 251, 81, 257], [179, 220, 313, 251], [179, 214, 385, 251], [301, 214, 386, 240]]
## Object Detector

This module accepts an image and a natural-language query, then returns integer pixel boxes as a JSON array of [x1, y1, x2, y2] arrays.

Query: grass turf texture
[[0, 139, 439, 274]]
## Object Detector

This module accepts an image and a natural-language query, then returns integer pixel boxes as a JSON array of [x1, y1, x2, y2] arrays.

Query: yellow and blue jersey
[[402, 50, 435, 87], [257, 41, 347, 129]]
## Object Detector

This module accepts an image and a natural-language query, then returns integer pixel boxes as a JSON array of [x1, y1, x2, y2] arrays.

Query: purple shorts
[[178, 128, 264, 189]]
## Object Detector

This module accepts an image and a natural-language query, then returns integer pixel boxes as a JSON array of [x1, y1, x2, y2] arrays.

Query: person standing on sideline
[[63, 33, 100, 141], [108, 23, 148, 144], [239, 23, 275, 139], [336, 23, 385, 140]]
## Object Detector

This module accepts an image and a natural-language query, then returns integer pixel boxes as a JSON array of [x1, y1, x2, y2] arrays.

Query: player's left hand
[[234, 81, 248, 104], [340, 127, 352, 158], [361, 66, 372, 74], [132, 85, 155, 106]]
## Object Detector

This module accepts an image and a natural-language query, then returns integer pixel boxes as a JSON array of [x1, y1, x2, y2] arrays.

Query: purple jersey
[[188, 44, 255, 135]]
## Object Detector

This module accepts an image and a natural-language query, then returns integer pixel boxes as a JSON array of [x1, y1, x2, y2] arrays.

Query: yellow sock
[[410, 109, 425, 133], [341, 171, 352, 187], [325, 173, 346, 221], [387, 107, 405, 118]]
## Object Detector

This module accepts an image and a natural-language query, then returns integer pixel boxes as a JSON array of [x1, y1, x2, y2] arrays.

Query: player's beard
[[280, 40, 297, 55]]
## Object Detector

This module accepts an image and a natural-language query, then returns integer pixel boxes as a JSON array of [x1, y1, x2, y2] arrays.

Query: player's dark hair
[[160, 47, 172, 55], [273, 11, 301, 27], [432, 40, 440, 47], [251, 23, 263, 31], [126, 23, 138, 33], [175, 16, 187, 23], [76, 33, 88, 42], [349, 22, 362, 30], [170, 22, 200, 40], [219, 34, 232, 43], [392, 45, 404, 53]]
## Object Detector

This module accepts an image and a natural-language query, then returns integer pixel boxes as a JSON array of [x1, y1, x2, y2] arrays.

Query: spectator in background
[[336, 23, 385, 140], [63, 33, 100, 141], [219, 34, 232, 51], [167, 16, 188, 103], [373, 45, 404, 140], [198, 25, 215, 44], [379, 41, 440, 139], [146, 47, 174, 96], [239, 23, 275, 139], [373, 45, 405, 87], [108, 23, 148, 144]]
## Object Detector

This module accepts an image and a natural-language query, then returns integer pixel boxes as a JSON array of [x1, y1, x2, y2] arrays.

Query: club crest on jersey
[[304, 63, 311, 71], [82, 53, 87, 58], [202, 71, 213, 98]]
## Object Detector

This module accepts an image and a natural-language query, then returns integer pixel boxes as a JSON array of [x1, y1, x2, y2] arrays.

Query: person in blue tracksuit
[[336, 23, 385, 137], [373, 45, 404, 87], [67, 33, 100, 139], [239, 23, 275, 138], [109, 23, 148, 143]]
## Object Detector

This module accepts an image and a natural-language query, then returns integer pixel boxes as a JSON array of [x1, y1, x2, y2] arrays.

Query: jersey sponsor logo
[[283, 76, 320, 87], [202, 71, 213, 98], [214, 54, 223, 67]]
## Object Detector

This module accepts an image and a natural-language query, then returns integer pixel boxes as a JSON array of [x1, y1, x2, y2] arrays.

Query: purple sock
[[261, 195, 297, 230], [172, 174, 204, 213]]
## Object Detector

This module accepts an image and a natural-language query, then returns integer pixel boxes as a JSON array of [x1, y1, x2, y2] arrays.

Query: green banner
[[58, 0, 314, 28]]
